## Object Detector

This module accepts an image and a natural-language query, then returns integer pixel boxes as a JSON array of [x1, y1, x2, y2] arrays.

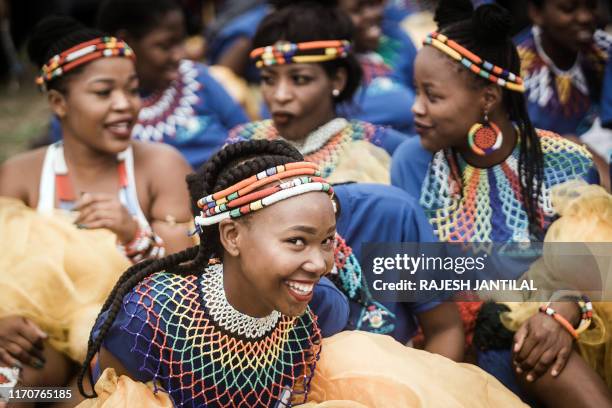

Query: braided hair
[[434, 0, 545, 239], [78, 140, 305, 398], [27, 16, 107, 93]]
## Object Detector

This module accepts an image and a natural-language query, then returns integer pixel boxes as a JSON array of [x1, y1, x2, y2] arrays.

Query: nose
[[576, 6, 595, 26], [273, 77, 294, 105], [111, 90, 133, 111], [302, 249, 330, 277], [412, 93, 426, 117]]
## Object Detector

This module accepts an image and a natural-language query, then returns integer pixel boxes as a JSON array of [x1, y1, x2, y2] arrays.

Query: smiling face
[[260, 63, 345, 141], [221, 189, 336, 318], [52, 57, 140, 154], [529, 0, 597, 53], [412, 46, 487, 152], [127, 9, 186, 92]]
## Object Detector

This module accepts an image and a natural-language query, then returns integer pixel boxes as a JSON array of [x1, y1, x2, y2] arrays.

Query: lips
[[414, 121, 433, 136], [104, 118, 134, 139], [284, 279, 316, 303], [272, 112, 294, 127]]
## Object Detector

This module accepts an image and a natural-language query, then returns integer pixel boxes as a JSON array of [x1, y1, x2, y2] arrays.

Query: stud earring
[[332, 89, 340, 97]]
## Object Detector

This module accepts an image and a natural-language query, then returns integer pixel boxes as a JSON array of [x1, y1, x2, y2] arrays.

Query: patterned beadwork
[[118, 267, 322, 407], [424, 32, 525, 93], [419, 131, 593, 242], [36, 37, 135, 91], [250, 40, 351, 68], [228, 119, 382, 178]]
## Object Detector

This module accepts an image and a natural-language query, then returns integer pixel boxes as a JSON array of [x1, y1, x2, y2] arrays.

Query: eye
[[292, 75, 312, 85], [93, 89, 112, 97], [287, 237, 306, 247], [129, 86, 140, 96], [322, 235, 335, 249], [260, 74, 275, 86], [425, 91, 439, 103]]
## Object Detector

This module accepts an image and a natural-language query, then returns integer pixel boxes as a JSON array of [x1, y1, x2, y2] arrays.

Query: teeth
[[286, 281, 314, 295]]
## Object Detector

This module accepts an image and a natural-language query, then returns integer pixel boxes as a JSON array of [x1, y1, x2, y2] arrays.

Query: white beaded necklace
[[200, 263, 281, 339], [284, 118, 348, 155]]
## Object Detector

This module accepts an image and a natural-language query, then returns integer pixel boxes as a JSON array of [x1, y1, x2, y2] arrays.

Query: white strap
[[36, 142, 62, 214], [121, 146, 150, 229]]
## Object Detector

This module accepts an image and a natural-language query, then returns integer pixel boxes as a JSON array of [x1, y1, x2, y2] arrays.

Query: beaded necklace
[[419, 130, 593, 243], [132, 60, 202, 142], [329, 235, 396, 335], [121, 265, 321, 407], [228, 119, 380, 178]]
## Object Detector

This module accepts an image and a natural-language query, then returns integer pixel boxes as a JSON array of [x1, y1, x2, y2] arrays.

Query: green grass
[[0, 81, 50, 163]]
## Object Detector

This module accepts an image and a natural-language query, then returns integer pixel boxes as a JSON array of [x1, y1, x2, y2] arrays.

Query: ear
[[48, 89, 68, 119], [527, 2, 544, 27], [481, 84, 503, 114], [218, 219, 243, 257], [331, 67, 348, 96]]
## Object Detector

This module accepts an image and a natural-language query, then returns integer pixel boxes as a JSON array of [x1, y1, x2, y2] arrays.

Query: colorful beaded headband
[[250, 40, 351, 68], [194, 162, 334, 228], [35, 36, 135, 91], [423, 32, 525, 93]]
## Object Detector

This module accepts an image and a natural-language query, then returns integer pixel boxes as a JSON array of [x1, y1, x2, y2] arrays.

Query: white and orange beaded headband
[[193, 162, 334, 230], [35, 36, 135, 91]]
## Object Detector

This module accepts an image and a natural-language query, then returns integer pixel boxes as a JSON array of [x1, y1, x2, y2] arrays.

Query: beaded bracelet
[[119, 226, 165, 263], [575, 296, 593, 336], [539, 305, 578, 339]]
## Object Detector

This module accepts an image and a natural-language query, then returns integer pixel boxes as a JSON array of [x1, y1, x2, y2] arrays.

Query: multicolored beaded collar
[[423, 32, 525, 93], [250, 40, 352, 68], [35, 37, 135, 91], [194, 162, 334, 229]]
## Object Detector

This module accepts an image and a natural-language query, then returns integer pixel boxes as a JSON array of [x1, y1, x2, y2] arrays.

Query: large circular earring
[[468, 111, 503, 156]]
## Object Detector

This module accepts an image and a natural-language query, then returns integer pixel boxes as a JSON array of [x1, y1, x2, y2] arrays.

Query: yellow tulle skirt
[[0, 197, 130, 362], [78, 332, 526, 407]]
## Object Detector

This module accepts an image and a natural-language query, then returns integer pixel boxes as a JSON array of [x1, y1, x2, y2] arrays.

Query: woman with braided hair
[[77, 139, 526, 408], [0, 15, 193, 403], [391, 1, 610, 406], [228, 1, 408, 185]]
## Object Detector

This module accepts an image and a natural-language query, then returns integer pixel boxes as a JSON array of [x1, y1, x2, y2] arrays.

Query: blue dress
[[50, 60, 248, 169], [334, 183, 440, 344]]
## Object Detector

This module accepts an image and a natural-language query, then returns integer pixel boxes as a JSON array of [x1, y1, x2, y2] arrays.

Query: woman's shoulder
[[536, 129, 596, 182], [125, 271, 200, 314], [132, 141, 191, 172], [0, 146, 48, 202]]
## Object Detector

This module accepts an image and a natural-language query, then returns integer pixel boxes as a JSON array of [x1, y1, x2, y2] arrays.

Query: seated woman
[[50, 0, 249, 169], [517, 0, 609, 137], [391, 1, 610, 406], [0, 15, 193, 403], [77, 140, 526, 408], [331, 182, 464, 360], [228, 2, 407, 184]]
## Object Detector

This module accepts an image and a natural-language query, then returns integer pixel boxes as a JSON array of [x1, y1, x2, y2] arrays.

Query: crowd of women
[[0, 0, 611, 407]]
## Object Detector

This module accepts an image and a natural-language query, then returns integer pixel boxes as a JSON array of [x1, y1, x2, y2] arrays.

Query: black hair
[[434, 0, 545, 239], [27, 16, 106, 93], [96, 0, 182, 39], [77, 140, 305, 398], [253, 1, 362, 104]]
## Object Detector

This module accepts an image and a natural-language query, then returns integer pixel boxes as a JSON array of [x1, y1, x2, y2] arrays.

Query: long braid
[[78, 140, 305, 398], [435, 1, 545, 239]]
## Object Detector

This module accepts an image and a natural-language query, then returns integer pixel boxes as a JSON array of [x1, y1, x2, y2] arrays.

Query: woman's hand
[[74, 193, 139, 244], [513, 302, 578, 381], [0, 316, 47, 369]]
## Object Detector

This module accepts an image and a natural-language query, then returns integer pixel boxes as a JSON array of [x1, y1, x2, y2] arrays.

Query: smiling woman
[[77, 140, 343, 407], [0, 16, 193, 405]]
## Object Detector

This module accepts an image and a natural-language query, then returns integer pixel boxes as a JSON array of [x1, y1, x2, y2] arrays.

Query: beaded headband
[[194, 162, 334, 229], [423, 32, 525, 93], [35, 36, 136, 91], [250, 40, 351, 68]]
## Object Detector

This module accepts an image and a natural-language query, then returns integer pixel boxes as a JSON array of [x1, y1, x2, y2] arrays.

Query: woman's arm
[[417, 302, 464, 362]]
